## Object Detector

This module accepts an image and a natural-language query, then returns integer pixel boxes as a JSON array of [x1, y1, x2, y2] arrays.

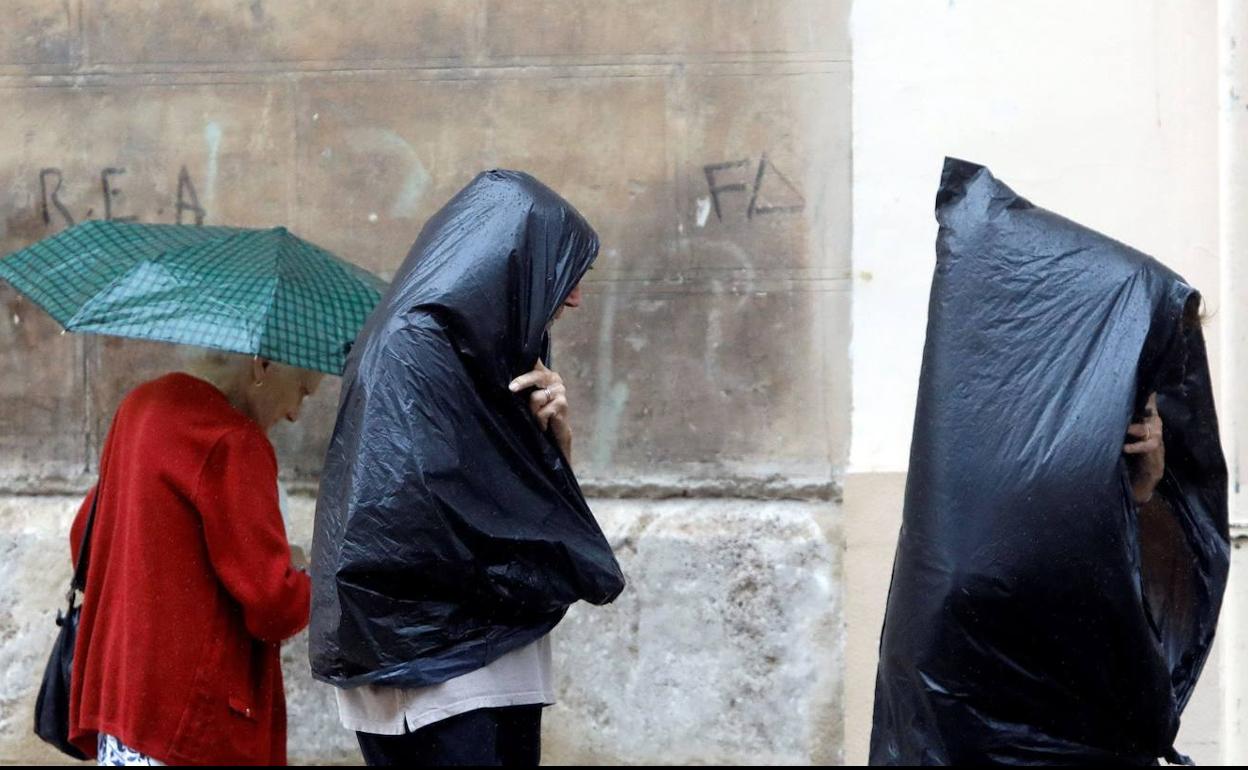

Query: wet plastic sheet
[[310, 170, 625, 688], [870, 159, 1229, 765]]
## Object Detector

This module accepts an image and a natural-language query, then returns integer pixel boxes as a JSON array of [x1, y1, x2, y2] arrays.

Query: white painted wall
[[850, 0, 1220, 473]]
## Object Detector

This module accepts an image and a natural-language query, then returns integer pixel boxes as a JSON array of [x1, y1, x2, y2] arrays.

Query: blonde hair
[[187, 349, 250, 375]]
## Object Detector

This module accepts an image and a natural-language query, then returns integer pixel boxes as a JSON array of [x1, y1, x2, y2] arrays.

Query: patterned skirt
[[97, 733, 166, 766]]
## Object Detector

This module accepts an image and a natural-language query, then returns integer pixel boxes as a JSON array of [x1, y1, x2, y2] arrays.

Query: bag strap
[[65, 484, 101, 608]]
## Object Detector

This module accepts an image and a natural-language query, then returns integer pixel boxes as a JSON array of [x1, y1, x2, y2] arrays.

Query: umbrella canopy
[[0, 220, 386, 375]]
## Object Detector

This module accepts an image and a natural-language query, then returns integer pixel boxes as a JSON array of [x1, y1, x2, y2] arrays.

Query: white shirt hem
[[342, 688, 557, 736]]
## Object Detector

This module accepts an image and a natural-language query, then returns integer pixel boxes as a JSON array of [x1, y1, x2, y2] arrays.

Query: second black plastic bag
[[310, 170, 625, 689], [870, 159, 1229, 765]]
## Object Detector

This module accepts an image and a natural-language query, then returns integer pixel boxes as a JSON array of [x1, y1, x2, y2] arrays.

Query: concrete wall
[[0, 1, 850, 765], [845, 0, 1245, 765]]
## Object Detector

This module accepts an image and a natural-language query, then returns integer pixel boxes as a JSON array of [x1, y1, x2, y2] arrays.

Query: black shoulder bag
[[33, 486, 100, 760]]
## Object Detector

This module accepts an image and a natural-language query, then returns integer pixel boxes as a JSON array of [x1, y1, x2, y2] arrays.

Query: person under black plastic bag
[[870, 158, 1229, 766], [310, 170, 625, 766]]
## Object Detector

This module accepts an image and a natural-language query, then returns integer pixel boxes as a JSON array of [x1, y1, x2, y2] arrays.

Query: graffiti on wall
[[702, 154, 805, 224], [37, 165, 207, 229]]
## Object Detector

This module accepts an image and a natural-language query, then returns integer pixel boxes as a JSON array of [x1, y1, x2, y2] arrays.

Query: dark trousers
[[356, 705, 543, 767]]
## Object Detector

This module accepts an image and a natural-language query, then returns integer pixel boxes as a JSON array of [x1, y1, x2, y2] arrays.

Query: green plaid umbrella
[[0, 220, 386, 375]]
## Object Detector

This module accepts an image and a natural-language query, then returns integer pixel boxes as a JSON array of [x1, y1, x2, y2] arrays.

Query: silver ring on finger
[[1145, 424, 1151, 442]]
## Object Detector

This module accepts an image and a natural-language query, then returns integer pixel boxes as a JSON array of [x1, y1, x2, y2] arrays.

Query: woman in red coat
[[67, 353, 320, 766]]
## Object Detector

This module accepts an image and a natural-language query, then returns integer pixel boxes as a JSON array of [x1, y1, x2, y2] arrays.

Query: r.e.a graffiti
[[38, 165, 207, 228]]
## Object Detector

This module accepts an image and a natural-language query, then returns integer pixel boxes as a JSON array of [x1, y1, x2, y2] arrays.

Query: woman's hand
[[509, 361, 573, 463], [1124, 393, 1165, 504]]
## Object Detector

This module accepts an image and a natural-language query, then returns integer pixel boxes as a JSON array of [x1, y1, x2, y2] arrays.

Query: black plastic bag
[[870, 158, 1229, 765], [310, 170, 625, 689]]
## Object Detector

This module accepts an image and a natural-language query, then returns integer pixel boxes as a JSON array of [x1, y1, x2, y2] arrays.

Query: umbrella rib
[[255, 229, 287, 363]]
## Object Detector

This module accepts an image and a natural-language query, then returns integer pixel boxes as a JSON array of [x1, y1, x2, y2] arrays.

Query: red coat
[[68, 373, 311, 765]]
